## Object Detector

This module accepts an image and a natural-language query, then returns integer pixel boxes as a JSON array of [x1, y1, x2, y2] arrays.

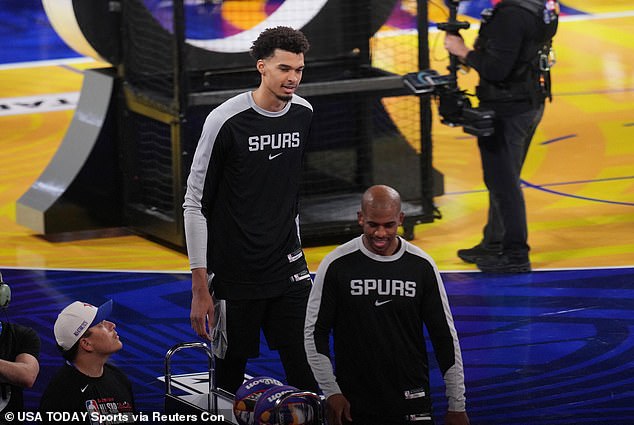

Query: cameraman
[[444, 0, 555, 273]]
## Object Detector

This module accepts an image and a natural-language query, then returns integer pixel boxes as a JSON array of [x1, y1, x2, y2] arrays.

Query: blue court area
[[4, 267, 633, 424]]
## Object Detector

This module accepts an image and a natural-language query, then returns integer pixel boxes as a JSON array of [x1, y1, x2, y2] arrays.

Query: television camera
[[403, 0, 495, 137]]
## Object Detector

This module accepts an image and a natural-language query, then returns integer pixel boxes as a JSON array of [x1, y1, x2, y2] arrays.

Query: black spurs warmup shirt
[[183, 92, 312, 299], [305, 236, 466, 420]]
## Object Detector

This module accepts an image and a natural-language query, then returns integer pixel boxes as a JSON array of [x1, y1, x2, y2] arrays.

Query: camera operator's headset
[[0, 272, 10, 308]]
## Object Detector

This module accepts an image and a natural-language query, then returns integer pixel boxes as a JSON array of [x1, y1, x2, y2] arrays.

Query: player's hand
[[190, 268, 214, 340], [445, 410, 470, 425], [326, 393, 352, 425]]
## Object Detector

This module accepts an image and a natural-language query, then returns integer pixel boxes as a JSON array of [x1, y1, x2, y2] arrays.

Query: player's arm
[[0, 353, 39, 388], [184, 112, 224, 340], [304, 257, 350, 424], [184, 174, 213, 340], [421, 260, 468, 416], [325, 393, 352, 425], [190, 268, 214, 340], [445, 410, 470, 425]]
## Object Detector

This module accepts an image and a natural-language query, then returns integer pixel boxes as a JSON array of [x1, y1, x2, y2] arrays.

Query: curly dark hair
[[250, 26, 310, 60]]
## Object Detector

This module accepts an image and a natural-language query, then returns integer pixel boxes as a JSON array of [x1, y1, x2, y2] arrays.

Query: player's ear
[[257, 59, 265, 75]]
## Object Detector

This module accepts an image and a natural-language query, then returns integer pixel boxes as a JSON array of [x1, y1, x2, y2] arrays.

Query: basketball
[[233, 376, 285, 425], [253, 385, 319, 425]]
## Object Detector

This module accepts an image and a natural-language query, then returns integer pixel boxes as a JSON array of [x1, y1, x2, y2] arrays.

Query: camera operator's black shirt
[[465, 5, 544, 116], [0, 322, 40, 424]]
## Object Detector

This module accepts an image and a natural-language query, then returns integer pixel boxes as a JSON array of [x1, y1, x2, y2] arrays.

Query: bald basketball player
[[305, 185, 470, 425]]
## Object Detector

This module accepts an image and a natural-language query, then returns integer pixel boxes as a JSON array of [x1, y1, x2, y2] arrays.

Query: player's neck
[[251, 88, 289, 112]]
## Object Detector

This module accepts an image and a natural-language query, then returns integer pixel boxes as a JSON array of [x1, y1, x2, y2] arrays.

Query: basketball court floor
[[0, 1, 633, 423]]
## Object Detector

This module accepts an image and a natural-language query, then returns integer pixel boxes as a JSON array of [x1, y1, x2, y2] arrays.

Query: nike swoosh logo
[[268, 152, 283, 160], [81, 385, 89, 393], [374, 300, 392, 307]]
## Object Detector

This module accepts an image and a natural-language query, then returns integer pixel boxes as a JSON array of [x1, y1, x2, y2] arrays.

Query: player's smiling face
[[257, 48, 305, 103], [358, 203, 404, 256]]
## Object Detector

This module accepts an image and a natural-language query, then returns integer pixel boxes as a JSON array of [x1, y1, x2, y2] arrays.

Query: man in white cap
[[39, 300, 135, 424]]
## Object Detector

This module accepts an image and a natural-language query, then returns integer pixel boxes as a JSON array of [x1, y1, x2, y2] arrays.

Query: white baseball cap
[[54, 300, 113, 351]]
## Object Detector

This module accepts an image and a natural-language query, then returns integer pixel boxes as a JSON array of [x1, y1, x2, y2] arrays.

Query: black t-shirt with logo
[[305, 236, 466, 422], [39, 363, 135, 425]]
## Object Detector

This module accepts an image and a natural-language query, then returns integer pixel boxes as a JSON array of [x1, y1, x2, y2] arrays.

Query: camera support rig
[[403, 0, 495, 137], [437, 0, 470, 87]]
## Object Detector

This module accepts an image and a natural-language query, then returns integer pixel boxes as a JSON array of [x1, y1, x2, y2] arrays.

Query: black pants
[[213, 281, 318, 394], [478, 104, 545, 256], [214, 342, 318, 395]]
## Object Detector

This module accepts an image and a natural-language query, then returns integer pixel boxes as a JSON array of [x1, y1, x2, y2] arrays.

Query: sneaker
[[476, 254, 531, 273], [457, 243, 502, 264]]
